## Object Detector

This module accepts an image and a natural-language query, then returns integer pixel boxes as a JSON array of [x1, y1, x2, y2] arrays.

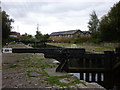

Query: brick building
[[50, 30, 90, 38], [9, 31, 20, 38]]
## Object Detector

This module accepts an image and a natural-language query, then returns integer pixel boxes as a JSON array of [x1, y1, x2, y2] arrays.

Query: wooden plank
[[12, 48, 45, 53], [91, 73, 96, 82], [97, 73, 102, 82], [68, 67, 105, 71], [113, 61, 120, 69], [80, 73, 84, 80], [85, 73, 89, 82]]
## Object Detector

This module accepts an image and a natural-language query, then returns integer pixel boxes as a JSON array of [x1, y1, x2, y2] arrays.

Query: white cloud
[[2, 0, 119, 2], [1, 0, 119, 35]]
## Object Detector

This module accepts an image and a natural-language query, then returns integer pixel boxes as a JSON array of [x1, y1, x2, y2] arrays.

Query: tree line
[[1, 11, 14, 45], [1, 1, 120, 45], [88, 1, 120, 43]]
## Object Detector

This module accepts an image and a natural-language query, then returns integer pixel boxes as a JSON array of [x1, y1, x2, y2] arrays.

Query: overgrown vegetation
[[42, 69, 85, 87], [45, 76, 85, 87], [88, 1, 120, 43], [1, 11, 14, 46], [95, 46, 114, 50], [48, 43, 115, 53], [25, 68, 85, 87], [51, 35, 91, 44], [8, 53, 85, 87], [8, 64, 20, 68], [71, 34, 91, 43], [98, 1, 120, 42]]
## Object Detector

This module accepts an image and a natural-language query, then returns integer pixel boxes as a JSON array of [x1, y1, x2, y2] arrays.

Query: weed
[[95, 46, 115, 51], [26, 70, 41, 78], [39, 69, 49, 77], [44, 76, 69, 87], [10, 52, 85, 87], [23, 58, 56, 69], [8, 64, 20, 68], [54, 74, 73, 79], [69, 79, 86, 86], [20, 59, 30, 62], [9, 41, 16, 45], [103, 46, 114, 49]]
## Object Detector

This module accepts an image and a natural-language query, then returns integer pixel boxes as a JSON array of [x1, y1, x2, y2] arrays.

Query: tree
[[2, 11, 14, 45], [99, 16, 111, 41], [99, 1, 120, 42], [43, 34, 50, 41], [35, 31, 44, 41], [88, 11, 99, 39], [20, 33, 34, 41]]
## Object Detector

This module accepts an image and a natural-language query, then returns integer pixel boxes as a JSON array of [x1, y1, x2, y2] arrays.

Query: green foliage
[[2, 11, 14, 45], [44, 76, 69, 87], [40, 69, 50, 77], [35, 31, 43, 41], [51, 37, 72, 43], [34, 31, 50, 42], [72, 34, 91, 43], [95, 46, 114, 50], [88, 11, 99, 39], [8, 64, 19, 68], [98, 1, 120, 42], [54, 74, 73, 79], [19, 54, 84, 87], [44, 73, 85, 87], [51, 35, 91, 43], [9, 41, 16, 45], [43, 34, 50, 41], [20, 33, 34, 41], [9, 37, 19, 42], [18, 54, 56, 69], [26, 70, 41, 78]]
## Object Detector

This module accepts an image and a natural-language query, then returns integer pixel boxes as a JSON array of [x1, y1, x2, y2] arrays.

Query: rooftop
[[50, 30, 81, 36]]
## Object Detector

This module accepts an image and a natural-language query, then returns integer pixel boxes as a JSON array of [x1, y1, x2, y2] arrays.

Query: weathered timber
[[2, 47, 120, 89]]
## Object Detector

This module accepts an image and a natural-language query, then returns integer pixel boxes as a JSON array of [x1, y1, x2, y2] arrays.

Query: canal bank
[[2, 43, 105, 89]]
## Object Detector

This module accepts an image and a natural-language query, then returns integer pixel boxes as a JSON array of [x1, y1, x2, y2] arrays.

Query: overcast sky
[[1, 0, 119, 35]]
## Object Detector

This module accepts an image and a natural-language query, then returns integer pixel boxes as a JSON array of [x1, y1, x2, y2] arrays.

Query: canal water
[[69, 73, 104, 82]]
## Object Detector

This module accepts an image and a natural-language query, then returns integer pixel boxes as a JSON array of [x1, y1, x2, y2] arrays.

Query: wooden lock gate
[[2, 47, 120, 89]]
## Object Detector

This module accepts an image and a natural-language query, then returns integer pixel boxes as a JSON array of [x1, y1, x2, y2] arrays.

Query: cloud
[[2, 0, 119, 2], [1, 0, 119, 35]]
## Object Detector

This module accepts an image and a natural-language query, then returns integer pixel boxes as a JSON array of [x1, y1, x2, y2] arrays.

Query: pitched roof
[[50, 30, 81, 36], [82, 31, 90, 34]]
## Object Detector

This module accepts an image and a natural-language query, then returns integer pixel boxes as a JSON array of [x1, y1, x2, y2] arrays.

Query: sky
[[1, 0, 120, 35]]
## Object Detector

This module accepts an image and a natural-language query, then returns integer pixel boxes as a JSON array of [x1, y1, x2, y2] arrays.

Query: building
[[50, 30, 90, 38], [9, 31, 20, 38], [50, 30, 90, 43]]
